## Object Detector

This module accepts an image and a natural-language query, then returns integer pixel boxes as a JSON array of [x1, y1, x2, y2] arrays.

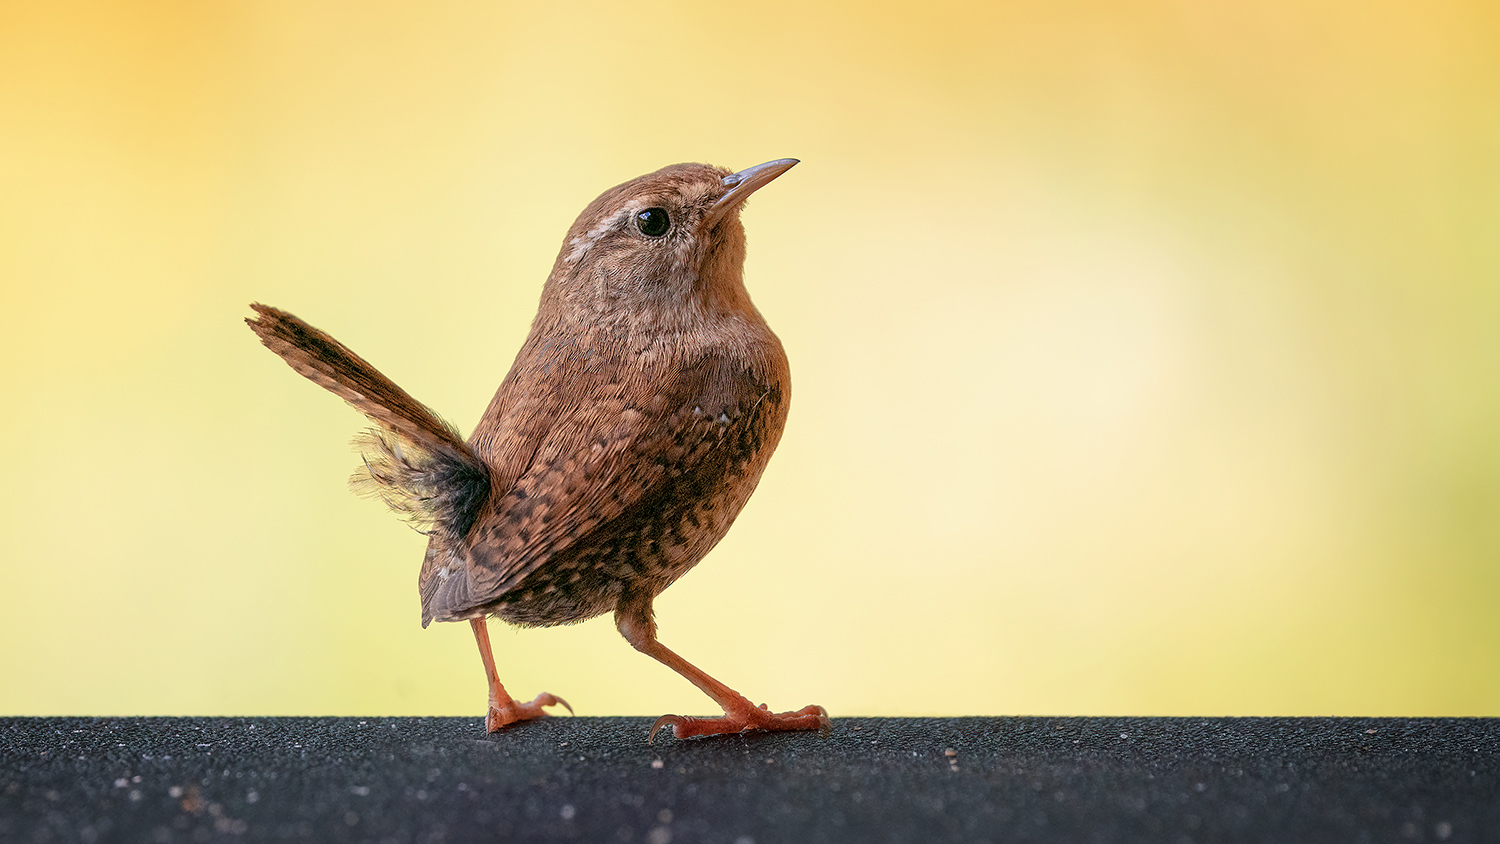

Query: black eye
[[636, 207, 670, 237]]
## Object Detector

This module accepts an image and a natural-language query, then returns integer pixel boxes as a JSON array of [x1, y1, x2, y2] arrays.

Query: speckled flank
[[487, 375, 784, 627]]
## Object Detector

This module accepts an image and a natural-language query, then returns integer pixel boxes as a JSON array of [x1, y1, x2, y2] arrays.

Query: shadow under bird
[[247, 159, 827, 739]]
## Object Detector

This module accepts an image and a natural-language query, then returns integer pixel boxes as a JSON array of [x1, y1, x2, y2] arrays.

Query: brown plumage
[[247, 159, 826, 739]]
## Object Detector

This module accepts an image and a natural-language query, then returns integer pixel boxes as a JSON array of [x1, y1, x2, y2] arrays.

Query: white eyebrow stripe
[[564, 206, 640, 265]]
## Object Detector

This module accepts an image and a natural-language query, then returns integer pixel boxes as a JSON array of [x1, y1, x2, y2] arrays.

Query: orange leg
[[614, 596, 829, 742], [471, 618, 571, 732]]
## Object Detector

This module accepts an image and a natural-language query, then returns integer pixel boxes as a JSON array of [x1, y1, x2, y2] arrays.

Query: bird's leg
[[470, 618, 571, 732], [614, 595, 829, 741]]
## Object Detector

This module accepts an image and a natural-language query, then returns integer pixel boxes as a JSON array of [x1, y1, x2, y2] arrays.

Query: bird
[[246, 159, 827, 740]]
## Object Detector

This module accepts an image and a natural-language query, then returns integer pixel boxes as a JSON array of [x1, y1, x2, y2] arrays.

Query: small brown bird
[[247, 159, 826, 740]]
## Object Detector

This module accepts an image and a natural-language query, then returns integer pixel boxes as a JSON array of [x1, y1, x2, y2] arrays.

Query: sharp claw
[[648, 714, 680, 744], [807, 705, 833, 732]]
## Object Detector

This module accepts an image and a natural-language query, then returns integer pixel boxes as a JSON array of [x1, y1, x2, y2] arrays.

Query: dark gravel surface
[[1, 716, 1496, 843]]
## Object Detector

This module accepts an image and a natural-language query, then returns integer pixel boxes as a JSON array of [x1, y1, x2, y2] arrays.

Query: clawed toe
[[533, 692, 574, 715], [485, 692, 572, 733], [648, 703, 830, 742]]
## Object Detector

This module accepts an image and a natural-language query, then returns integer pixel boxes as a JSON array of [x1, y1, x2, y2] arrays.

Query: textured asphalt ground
[[2, 716, 1496, 843]]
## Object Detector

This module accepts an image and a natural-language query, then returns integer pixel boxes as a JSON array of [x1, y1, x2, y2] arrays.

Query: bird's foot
[[485, 692, 572, 733], [649, 701, 829, 742]]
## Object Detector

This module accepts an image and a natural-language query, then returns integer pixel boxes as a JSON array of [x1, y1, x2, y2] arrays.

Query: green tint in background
[[2, 0, 1497, 718]]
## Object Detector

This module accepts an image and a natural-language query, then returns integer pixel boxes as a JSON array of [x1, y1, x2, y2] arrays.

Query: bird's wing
[[418, 350, 786, 625]]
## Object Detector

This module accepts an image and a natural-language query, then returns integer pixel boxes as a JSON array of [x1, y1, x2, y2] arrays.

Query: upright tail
[[246, 303, 489, 543]]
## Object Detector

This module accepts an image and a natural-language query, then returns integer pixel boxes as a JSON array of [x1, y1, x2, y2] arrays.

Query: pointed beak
[[702, 158, 799, 230]]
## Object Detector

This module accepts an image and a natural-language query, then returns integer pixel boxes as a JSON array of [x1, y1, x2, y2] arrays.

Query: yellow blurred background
[[2, 0, 1498, 719]]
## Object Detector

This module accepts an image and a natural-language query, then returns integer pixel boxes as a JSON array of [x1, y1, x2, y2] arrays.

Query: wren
[[247, 159, 827, 739]]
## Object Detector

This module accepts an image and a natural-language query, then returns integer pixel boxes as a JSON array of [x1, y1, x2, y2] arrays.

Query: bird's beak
[[702, 158, 799, 231]]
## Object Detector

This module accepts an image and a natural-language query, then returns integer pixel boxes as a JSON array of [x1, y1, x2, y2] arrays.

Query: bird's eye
[[636, 207, 670, 237]]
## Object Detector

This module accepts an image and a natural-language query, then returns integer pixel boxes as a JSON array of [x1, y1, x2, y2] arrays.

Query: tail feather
[[247, 303, 489, 543], [348, 428, 489, 541]]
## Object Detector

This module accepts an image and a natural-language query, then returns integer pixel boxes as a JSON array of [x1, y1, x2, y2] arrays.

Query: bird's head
[[539, 159, 798, 330]]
